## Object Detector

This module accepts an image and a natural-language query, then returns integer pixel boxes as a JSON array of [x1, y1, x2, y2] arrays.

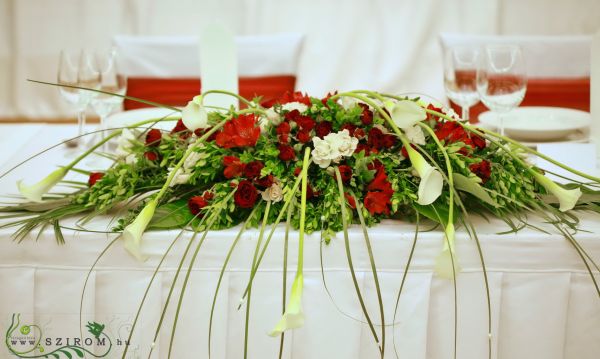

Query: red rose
[[315, 121, 332, 138], [144, 151, 158, 161], [215, 114, 261, 148], [336, 165, 353, 183], [278, 145, 296, 161], [354, 128, 366, 139], [340, 124, 357, 137], [254, 174, 274, 189], [294, 115, 315, 131], [203, 191, 214, 200], [297, 130, 311, 143], [223, 156, 245, 179], [471, 131, 486, 150], [345, 192, 357, 209], [364, 191, 392, 215], [171, 119, 191, 139], [426, 104, 444, 122], [145, 129, 162, 147], [359, 103, 373, 125], [469, 160, 492, 183], [244, 160, 264, 179], [368, 127, 385, 149], [278, 133, 290, 144], [276, 122, 291, 135], [293, 167, 302, 176], [234, 180, 259, 208], [188, 196, 209, 216], [88, 172, 104, 187], [355, 143, 370, 155], [284, 109, 301, 122], [367, 159, 384, 173]]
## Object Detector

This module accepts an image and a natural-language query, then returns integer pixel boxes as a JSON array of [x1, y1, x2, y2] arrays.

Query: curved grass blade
[[208, 207, 259, 358], [278, 201, 294, 359], [334, 166, 381, 351]]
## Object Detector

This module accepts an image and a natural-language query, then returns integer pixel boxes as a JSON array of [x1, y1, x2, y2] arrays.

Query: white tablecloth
[[0, 125, 599, 359]]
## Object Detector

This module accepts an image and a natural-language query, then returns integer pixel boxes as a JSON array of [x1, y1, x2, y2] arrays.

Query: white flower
[[125, 154, 137, 165], [311, 130, 358, 169], [404, 125, 426, 145], [115, 129, 136, 158], [261, 182, 284, 202], [168, 168, 191, 187], [282, 102, 308, 113], [183, 150, 203, 170], [405, 145, 443, 205], [17, 167, 68, 203], [340, 97, 357, 110], [122, 199, 157, 261], [387, 100, 427, 129], [533, 172, 581, 211], [269, 273, 304, 336], [434, 223, 461, 279], [182, 99, 208, 131], [266, 108, 282, 125], [311, 137, 333, 168]]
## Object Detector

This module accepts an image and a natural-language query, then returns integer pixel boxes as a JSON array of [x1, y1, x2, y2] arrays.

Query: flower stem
[[199, 90, 263, 111]]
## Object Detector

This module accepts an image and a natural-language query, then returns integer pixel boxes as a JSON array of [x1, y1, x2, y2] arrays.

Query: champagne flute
[[477, 45, 527, 136], [57, 50, 100, 148], [443, 45, 480, 122], [91, 49, 126, 151]]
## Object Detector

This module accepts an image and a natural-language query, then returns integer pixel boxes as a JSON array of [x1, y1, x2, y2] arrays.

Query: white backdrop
[[1, 0, 600, 118]]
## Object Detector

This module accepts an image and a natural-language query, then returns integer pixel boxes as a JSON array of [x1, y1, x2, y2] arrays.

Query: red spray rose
[[88, 172, 104, 187], [234, 180, 259, 208], [359, 103, 373, 125], [469, 160, 492, 183], [223, 156, 245, 179], [144, 151, 158, 161], [367, 169, 393, 193], [340, 124, 357, 137], [355, 143, 370, 155], [171, 119, 191, 139], [276, 122, 291, 135], [293, 167, 302, 177], [194, 127, 219, 142], [336, 165, 353, 183], [294, 115, 316, 131], [145, 129, 162, 147], [188, 196, 209, 216], [278, 145, 296, 161], [297, 130, 311, 143], [254, 174, 274, 189], [368, 127, 395, 149], [215, 114, 261, 148], [244, 161, 264, 179], [315, 121, 332, 138]]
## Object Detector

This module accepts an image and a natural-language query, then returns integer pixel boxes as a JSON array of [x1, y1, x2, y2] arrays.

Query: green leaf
[[148, 200, 194, 229], [453, 173, 500, 208], [71, 347, 84, 357], [59, 349, 73, 359], [413, 202, 457, 226]]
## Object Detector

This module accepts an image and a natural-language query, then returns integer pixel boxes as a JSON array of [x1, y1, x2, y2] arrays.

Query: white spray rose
[[311, 130, 358, 169], [266, 108, 282, 125], [281, 102, 308, 113], [168, 168, 191, 187], [261, 182, 284, 202]]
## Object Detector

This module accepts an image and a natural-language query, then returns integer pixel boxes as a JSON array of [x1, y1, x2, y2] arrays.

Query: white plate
[[105, 107, 181, 131], [478, 106, 591, 141]]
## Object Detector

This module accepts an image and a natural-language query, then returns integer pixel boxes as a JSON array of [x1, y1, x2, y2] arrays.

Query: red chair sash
[[124, 75, 297, 110], [450, 77, 590, 123]]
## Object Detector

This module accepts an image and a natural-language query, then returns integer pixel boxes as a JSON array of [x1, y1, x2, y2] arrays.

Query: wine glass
[[477, 45, 527, 136], [57, 50, 101, 148], [91, 49, 126, 150], [443, 45, 480, 122]]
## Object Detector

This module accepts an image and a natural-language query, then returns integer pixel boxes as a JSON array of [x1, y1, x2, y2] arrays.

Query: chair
[[113, 33, 304, 110], [439, 33, 592, 122]]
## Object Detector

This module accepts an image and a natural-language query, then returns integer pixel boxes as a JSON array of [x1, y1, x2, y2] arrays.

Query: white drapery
[[1, 0, 600, 118]]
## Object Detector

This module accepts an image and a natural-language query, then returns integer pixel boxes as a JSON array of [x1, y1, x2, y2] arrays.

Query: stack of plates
[[478, 107, 591, 146]]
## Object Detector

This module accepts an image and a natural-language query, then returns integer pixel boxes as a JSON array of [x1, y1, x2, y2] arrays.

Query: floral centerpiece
[[2, 84, 600, 358]]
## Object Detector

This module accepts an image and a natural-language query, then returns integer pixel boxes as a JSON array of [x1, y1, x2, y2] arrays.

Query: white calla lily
[[182, 100, 208, 131], [268, 273, 304, 336], [389, 100, 427, 129], [435, 223, 460, 279], [405, 145, 443, 205], [17, 167, 68, 203], [121, 199, 157, 261], [533, 172, 581, 212]]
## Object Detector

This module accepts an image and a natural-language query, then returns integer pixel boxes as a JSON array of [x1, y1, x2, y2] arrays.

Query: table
[[0, 124, 599, 359]]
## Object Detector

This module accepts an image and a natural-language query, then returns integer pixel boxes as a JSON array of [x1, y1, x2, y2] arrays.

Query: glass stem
[[77, 108, 86, 137], [461, 106, 469, 122]]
